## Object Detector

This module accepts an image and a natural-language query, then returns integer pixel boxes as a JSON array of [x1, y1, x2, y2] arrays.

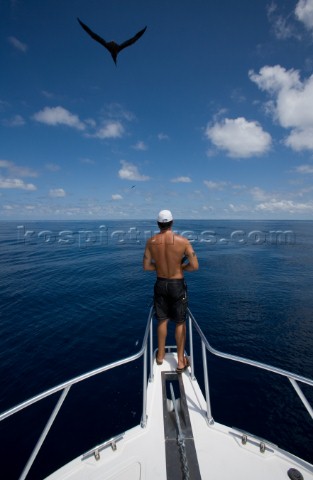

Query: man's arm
[[143, 244, 156, 271], [182, 241, 199, 272]]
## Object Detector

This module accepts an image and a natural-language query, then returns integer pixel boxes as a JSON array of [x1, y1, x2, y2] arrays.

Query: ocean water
[[0, 220, 312, 479]]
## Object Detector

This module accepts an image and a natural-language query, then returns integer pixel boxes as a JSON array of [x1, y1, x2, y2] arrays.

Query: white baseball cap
[[157, 209, 173, 223]]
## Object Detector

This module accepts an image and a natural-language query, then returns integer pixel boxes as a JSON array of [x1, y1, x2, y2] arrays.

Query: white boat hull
[[45, 352, 313, 480]]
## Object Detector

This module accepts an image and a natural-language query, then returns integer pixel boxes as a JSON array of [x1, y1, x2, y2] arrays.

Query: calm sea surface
[[0, 220, 312, 479]]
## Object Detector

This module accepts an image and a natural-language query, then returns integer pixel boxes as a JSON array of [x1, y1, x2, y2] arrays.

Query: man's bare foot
[[176, 356, 190, 373], [156, 350, 164, 365]]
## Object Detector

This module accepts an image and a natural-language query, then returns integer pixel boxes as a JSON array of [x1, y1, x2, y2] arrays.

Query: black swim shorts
[[154, 277, 188, 324]]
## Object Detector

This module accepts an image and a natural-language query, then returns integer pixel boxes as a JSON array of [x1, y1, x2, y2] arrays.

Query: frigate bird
[[77, 18, 147, 65]]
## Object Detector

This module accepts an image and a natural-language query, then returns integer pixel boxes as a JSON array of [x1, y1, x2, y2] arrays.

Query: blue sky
[[1, 0, 313, 220]]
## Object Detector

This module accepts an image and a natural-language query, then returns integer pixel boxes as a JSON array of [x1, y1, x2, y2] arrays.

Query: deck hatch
[[161, 372, 201, 479]]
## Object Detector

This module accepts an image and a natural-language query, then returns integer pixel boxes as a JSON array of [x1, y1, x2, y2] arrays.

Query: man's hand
[[183, 243, 199, 271], [143, 248, 156, 271]]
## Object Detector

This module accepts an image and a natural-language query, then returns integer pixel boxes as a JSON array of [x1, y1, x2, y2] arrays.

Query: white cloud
[[102, 103, 135, 122], [204, 180, 228, 190], [250, 65, 313, 151], [171, 176, 192, 183], [158, 133, 169, 140], [228, 203, 251, 213], [2, 114, 25, 127], [248, 185, 313, 214], [250, 186, 271, 201], [84, 118, 97, 128], [91, 121, 124, 139], [32, 105, 129, 140], [295, 164, 313, 173], [112, 194, 123, 200], [45, 163, 61, 172], [249, 65, 301, 95], [8, 36, 28, 52], [267, 2, 299, 40], [49, 188, 66, 197], [295, 0, 313, 32], [0, 178, 36, 190], [205, 117, 271, 158], [0, 159, 37, 177], [41, 90, 55, 99], [285, 127, 313, 150], [33, 106, 85, 130], [80, 158, 95, 165], [118, 161, 149, 181], [0, 160, 11, 169], [12, 166, 37, 177], [132, 141, 148, 151], [255, 199, 313, 213]]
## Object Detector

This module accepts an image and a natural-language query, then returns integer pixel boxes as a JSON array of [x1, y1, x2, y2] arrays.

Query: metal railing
[[187, 309, 313, 425], [0, 306, 312, 479], [0, 305, 155, 480]]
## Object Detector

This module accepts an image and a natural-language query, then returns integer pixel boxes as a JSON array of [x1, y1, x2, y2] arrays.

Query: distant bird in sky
[[131, 185, 136, 189], [77, 18, 147, 65]]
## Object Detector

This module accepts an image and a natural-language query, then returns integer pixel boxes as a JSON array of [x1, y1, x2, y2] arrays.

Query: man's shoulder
[[146, 233, 161, 245], [173, 233, 189, 244]]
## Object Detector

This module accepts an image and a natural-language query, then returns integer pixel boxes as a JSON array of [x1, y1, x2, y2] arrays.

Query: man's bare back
[[143, 229, 198, 278], [143, 210, 199, 372]]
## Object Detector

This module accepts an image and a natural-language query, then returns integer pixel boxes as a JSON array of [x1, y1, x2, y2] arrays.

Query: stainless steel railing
[[0, 305, 155, 480], [1, 306, 312, 479], [187, 308, 313, 425]]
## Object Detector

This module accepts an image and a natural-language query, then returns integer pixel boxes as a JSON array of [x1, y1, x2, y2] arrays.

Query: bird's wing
[[77, 18, 108, 48], [118, 26, 147, 52]]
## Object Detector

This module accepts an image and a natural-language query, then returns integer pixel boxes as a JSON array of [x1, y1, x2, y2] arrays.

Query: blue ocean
[[0, 220, 312, 479]]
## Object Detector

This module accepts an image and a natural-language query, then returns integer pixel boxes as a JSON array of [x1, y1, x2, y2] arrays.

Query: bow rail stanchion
[[186, 308, 313, 423]]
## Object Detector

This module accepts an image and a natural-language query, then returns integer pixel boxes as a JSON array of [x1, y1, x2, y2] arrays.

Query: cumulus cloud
[[285, 128, 313, 150], [49, 188, 66, 197], [33, 106, 85, 130], [90, 121, 124, 139], [2, 114, 25, 127], [102, 103, 135, 122], [132, 141, 148, 151], [158, 133, 169, 140], [295, 0, 313, 32], [171, 176, 192, 183], [8, 36, 28, 52], [0, 160, 11, 168], [267, 2, 299, 40], [295, 164, 313, 173], [32, 105, 130, 141], [228, 203, 251, 213], [205, 117, 271, 158], [249, 65, 301, 95], [204, 180, 228, 190], [250, 186, 271, 201], [112, 194, 123, 200], [248, 185, 313, 214], [255, 199, 313, 213], [0, 159, 37, 177], [249, 65, 313, 151], [80, 158, 95, 165], [45, 163, 61, 172], [0, 178, 36, 190], [118, 161, 149, 181]]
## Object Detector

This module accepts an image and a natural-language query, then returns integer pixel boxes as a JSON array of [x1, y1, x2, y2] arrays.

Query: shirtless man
[[143, 210, 199, 373]]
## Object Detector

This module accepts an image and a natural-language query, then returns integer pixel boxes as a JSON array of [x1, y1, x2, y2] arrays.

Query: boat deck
[[46, 352, 313, 480]]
